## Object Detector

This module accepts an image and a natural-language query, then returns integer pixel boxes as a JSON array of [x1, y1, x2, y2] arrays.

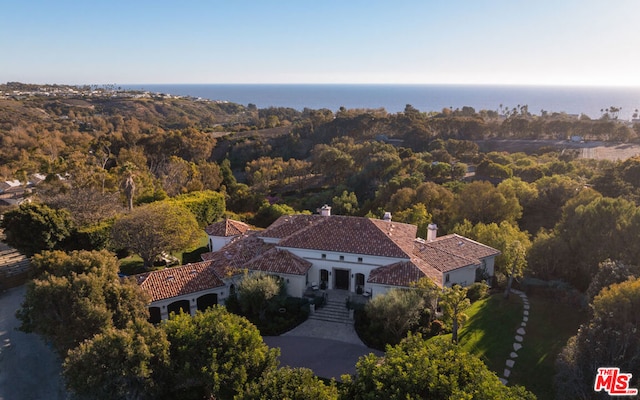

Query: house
[[135, 206, 499, 320], [204, 218, 252, 251]]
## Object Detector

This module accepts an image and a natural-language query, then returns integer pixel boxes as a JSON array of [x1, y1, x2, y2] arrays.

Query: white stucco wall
[[149, 287, 228, 320], [209, 235, 236, 252], [443, 256, 496, 288], [279, 247, 406, 293], [281, 274, 306, 298]]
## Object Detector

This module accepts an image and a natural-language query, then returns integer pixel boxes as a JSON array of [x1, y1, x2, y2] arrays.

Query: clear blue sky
[[2, 0, 640, 86]]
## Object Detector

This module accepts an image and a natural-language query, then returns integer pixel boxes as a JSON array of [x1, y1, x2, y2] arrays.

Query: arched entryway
[[148, 306, 162, 324], [196, 293, 218, 312], [167, 299, 190, 316]]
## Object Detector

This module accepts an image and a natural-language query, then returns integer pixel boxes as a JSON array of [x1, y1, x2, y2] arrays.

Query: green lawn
[[508, 296, 587, 399], [457, 294, 523, 373], [439, 292, 587, 399]]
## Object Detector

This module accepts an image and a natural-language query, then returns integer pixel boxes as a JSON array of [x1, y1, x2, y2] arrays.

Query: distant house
[[135, 206, 499, 320], [0, 180, 22, 194]]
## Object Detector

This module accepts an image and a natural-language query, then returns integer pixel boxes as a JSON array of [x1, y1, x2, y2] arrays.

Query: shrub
[[466, 282, 490, 302], [167, 190, 225, 227]]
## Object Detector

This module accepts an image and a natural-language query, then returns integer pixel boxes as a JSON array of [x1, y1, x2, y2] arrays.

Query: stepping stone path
[[501, 289, 529, 385]]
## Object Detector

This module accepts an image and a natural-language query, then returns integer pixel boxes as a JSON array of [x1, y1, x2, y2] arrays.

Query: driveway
[[0, 285, 68, 400], [263, 319, 383, 380]]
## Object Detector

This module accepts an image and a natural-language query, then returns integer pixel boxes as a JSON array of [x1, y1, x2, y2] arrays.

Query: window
[[339, 255, 345, 261], [321, 254, 326, 259], [357, 257, 363, 263], [445, 273, 450, 283]]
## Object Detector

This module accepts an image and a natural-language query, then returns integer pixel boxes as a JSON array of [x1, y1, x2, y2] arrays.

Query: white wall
[[280, 246, 407, 293], [150, 287, 229, 320], [281, 274, 306, 297], [209, 235, 235, 251]]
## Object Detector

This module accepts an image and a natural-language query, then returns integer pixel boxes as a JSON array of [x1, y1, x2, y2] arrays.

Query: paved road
[[0, 285, 68, 400], [263, 319, 383, 380]]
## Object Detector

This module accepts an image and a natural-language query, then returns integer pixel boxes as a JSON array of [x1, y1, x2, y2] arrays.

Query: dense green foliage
[[111, 202, 201, 268], [555, 278, 640, 399], [340, 334, 536, 400], [166, 189, 225, 227], [227, 273, 309, 335], [238, 367, 338, 400], [16, 250, 150, 354], [0, 202, 74, 255], [163, 307, 279, 400], [63, 321, 170, 400], [360, 288, 426, 347], [236, 272, 284, 321]]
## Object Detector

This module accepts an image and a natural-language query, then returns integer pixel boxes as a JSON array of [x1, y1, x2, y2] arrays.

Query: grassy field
[[457, 294, 523, 373], [446, 292, 587, 399], [507, 296, 587, 399]]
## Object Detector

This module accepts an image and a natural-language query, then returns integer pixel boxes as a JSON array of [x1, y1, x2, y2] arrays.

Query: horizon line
[[5, 81, 640, 89]]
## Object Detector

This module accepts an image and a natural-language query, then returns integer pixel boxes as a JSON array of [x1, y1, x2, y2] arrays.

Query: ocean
[[122, 84, 640, 120]]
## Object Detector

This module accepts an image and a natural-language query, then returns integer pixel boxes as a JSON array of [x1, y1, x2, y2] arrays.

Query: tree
[[111, 202, 201, 268], [529, 194, 639, 291], [340, 334, 536, 400], [166, 190, 225, 227], [392, 204, 433, 239], [0, 202, 74, 256], [586, 259, 640, 301], [63, 321, 170, 400], [503, 240, 527, 298], [237, 272, 283, 321], [555, 278, 640, 399], [16, 250, 150, 355], [311, 144, 355, 184], [452, 181, 522, 225], [453, 220, 531, 285], [331, 190, 359, 215], [250, 201, 307, 228], [44, 187, 124, 228], [162, 307, 279, 400], [363, 288, 425, 346], [439, 285, 470, 344], [120, 162, 137, 211], [238, 367, 338, 400]]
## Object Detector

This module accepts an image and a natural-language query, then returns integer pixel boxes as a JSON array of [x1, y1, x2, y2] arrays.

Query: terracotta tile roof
[[413, 244, 477, 273], [367, 261, 426, 287], [366, 234, 500, 288], [201, 233, 275, 278], [277, 215, 417, 258], [135, 261, 225, 302], [258, 215, 324, 240], [205, 219, 252, 237], [244, 248, 312, 275], [418, 234, 500, 272]]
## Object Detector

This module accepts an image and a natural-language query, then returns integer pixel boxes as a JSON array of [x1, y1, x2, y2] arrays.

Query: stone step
[[308, 314, 352, 324], [313, 305, 349, 316], [310, 302, 351, 324]]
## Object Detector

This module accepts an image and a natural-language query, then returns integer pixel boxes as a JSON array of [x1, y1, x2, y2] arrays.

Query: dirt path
[[0, 285, 68, 400]]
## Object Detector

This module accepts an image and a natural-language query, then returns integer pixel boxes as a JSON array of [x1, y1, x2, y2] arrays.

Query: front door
[[334, 269, 350, 290]]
